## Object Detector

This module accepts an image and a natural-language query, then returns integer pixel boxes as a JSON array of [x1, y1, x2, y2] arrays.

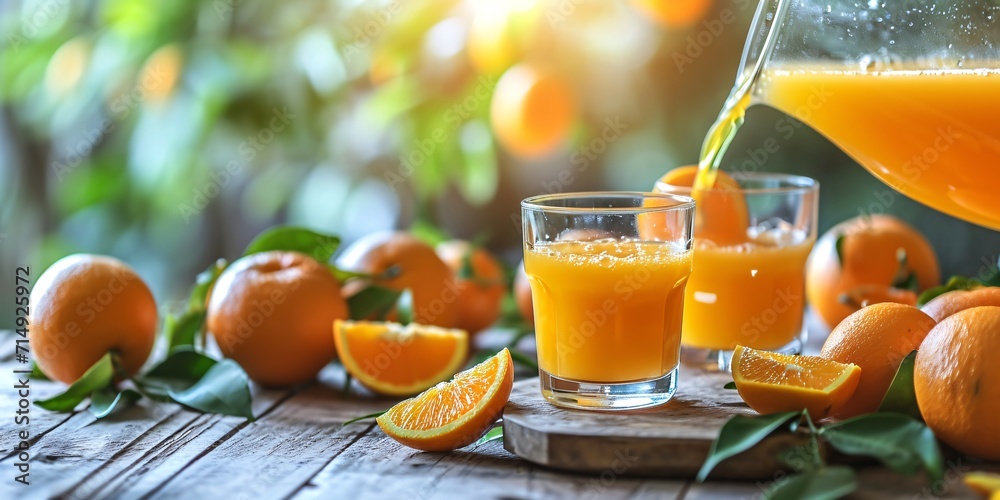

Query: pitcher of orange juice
[[700, 0, 1000, 230]]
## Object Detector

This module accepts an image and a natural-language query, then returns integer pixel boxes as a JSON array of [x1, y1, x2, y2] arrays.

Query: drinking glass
[[521, 192, 694, 410], [654, 172, 818, 371]]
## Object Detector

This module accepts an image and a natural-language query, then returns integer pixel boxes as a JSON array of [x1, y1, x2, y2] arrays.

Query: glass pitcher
[[709, 0, 1000, 230]]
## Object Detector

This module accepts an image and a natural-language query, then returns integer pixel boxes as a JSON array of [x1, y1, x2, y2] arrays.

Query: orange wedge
[[377, 348, 514, 451], [333, 320, 468, 397], [732, 345, 862, 420], [966, 471, 1000, 498]]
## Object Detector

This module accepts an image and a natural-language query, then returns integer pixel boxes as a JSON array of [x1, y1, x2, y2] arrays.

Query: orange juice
[[524, 239, 691, 383], [682, 237, 814, 351], [759, 67, 1000, 230]]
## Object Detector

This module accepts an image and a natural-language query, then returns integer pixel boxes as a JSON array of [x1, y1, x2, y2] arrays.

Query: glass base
[[539, 367, 678, 410], [680, 329, 806, 373]]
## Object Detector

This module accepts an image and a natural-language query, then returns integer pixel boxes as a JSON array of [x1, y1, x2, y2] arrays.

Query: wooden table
[[0, 329, 987, 499]]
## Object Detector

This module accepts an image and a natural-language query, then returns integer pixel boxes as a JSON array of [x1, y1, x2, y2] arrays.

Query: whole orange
[[513, 260, 533, 327], [628, 0, 713, 27], [807, 215, 940, 330], [337, 232, 459, 328], [915, 306, 1000, 460], [490, 64, 575, 159], [820, 302, 936, 419], [207, 251, 348, 387], [29, 254, 157, 385], [649, 165, 749, 246], [435, 240, 505, 334], [921, 287, 1000, 323]]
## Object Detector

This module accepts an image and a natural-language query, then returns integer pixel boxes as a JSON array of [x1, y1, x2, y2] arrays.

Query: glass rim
[[654, 171, 819, 196], [521, 191, 695, 215]]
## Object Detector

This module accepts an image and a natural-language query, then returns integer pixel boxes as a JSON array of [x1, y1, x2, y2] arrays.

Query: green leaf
[[89, 387, 142, 419], [347, 285, 402, 320], [31, 362, 50, 381], [724, 381, 737, 390], [819, 413, 943, 484], [35, 353, 115, 412], [329, 265, 373, 282], [834, 235, 846, 267], [396, 289, 414, 325], [342, 411, 386, 426], [697, 411, 801, 482], [458, 246, 477, 280], [168, 359, 254, 419], [917, 275, 980, 306], [764, 466, 857, 500], [475, 425, 504, 445], [243, 226, 341, 262], [164, 309, 208, 354], [410, 219, 450, 247], [189, 258, 226, 309], [137, 349, 219, 400], [878, 351, 920, 419]]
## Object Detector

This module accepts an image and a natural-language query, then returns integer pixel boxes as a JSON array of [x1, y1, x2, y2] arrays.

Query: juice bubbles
[[682, 236, 814, 351], [524, 239, 691, 383], [758, 67, 1000, 231]]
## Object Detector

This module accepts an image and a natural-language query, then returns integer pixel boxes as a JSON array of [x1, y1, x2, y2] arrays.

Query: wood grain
[[0, 326, 985, 499], [503, 367, 808, 479]]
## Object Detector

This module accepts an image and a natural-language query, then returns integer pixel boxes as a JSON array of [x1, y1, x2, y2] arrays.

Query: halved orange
[[377, 348, 514, 451], [732, 345, 862, 420], [333, 320, 469, 397], [965, 471, 1000, 497]]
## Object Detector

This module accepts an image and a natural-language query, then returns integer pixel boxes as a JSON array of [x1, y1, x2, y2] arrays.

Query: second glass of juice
[[654, 172, 818, 371], [522, 192, 694, 410]]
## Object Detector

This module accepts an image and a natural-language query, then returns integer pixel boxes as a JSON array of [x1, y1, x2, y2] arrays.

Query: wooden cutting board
[[502, 367, 806, 480]]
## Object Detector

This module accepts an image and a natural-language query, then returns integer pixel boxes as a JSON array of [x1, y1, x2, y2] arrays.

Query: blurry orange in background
[[337, 232, 459, 328], [490, 64, 576, 159], [467, 10, 520, 74], [436, 240, 506, 334], [628, 0, 714, 27], [140, 44, 183, 102], [649, 166, 748, 246]]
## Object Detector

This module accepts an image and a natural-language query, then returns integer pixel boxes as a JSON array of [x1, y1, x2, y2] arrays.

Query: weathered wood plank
[[57, 384, 291, 499], [683, 481, 764, 499], [294, 426, 689, 500], [143, 375, 394, 499], [0, 398, 182, 498], [0, 358, 80, 458]]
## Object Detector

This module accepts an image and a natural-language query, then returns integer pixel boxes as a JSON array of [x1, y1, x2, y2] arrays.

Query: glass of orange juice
[[653, 171, 819, 371], [521, 192, 694, 410]]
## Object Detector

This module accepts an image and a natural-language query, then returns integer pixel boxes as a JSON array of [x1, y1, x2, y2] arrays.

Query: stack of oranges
[[28, 227, 532, 453], [200, 231, 528, 392], [732, 214, 1000, 463]]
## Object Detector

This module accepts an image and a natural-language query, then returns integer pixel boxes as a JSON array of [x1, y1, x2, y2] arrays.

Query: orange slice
[[965, 471, 1000, 497], [377, 348, 514, 451], [333, 320, 468, 397], [732, 345, 862, 420]]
